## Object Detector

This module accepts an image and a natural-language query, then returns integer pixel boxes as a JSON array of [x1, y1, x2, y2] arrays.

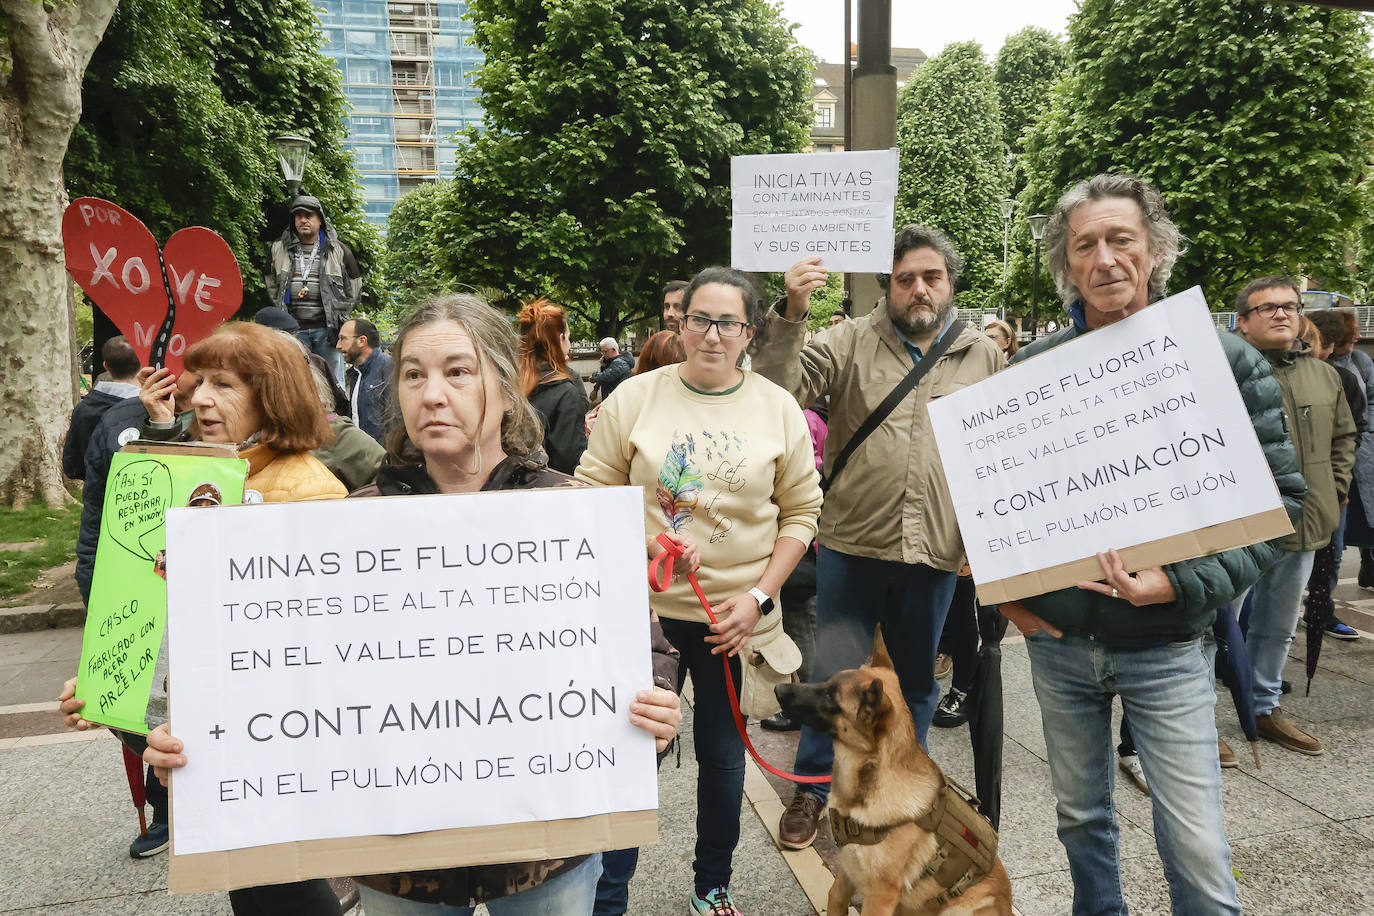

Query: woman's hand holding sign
[[1077, 548, 1177, 606], [58, 677, 101, 731], [138, 366, 179, 424]]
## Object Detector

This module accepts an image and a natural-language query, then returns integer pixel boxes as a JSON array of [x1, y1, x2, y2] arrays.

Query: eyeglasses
[[683, 314, 750, 337], [1244, 302, 1302, 319]]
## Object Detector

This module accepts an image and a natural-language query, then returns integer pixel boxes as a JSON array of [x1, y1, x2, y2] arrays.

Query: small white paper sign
[[731, 149, 897, 273], [165, 486, 656, 855], [928, 288, 1286, 594]]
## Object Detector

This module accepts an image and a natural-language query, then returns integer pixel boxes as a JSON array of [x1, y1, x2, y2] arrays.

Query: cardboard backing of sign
[[974, 505, 1293, 605], [168, 809, 656, 893]]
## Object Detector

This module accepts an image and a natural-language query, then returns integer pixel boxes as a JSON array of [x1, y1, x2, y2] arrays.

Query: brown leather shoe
[[778, 791, 825, 849], [1218, 736, 1238, 768], [1257, 707, 1323, 756]]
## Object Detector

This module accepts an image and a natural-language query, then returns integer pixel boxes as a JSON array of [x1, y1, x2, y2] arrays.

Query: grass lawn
[[0, 502, 81, 602]]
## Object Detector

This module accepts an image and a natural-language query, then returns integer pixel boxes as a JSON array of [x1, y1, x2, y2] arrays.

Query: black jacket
[[527, 374, 588, 474], [591, 353, 634, 399], [63, 389, 131, 480], [345, 348, 393, 443], [76, 399, 153, 604]]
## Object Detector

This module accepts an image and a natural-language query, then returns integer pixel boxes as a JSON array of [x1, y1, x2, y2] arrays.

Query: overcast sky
[[776, 0, 1081, 61]]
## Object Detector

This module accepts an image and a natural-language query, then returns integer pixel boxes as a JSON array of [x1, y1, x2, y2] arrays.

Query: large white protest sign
[[164, 486, 655, 864], [730, 149, 897, 273], [928, 288, 1292, 603]]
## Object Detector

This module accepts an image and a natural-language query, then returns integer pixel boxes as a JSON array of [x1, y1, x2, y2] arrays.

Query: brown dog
[[776, 628, 1013, 916]]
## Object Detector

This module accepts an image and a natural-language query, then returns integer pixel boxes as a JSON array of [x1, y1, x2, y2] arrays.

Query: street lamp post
[[1028, 213, 1049, 341], [999, 198, 1016, 318], [273, 134, 312, 197]]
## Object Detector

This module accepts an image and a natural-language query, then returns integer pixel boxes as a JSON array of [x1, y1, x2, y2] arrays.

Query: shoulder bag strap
[[821, 319, 964, 493]]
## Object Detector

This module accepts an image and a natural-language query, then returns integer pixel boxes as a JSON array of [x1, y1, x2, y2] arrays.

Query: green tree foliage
[[65, 0, 377, 313], [1019, 0, 1374, 310], [896, 41, 1008, 306], [429, 0, 815, 336], [993, 27, 1065, 194], [381, 180, 458, 317]]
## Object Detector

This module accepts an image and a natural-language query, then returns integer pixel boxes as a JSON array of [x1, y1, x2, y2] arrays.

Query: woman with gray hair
[[139, 295, 683, 916]]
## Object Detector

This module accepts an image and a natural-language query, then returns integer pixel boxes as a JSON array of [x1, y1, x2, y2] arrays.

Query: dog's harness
[[828, 776, 998, 908]]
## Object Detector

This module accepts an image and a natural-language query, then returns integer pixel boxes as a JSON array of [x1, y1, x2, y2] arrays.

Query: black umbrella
[[967, 601, 1009, 830], [1212, 602, 1261, 768], [1301, 543, 1340, 696]]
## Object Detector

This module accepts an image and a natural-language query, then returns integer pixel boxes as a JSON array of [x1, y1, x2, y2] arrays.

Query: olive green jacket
[[752, 302, 1004, 569], [1256, 340, 1357, 552], [1010, 319, 1305, 647]]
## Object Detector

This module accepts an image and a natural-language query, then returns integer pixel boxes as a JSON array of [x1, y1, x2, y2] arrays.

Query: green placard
[[76, 445, 248, 733]]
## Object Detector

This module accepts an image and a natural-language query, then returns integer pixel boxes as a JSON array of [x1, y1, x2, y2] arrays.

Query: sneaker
[[759, 711, 799, 731], [1257, 707, 1323, 755], [932, 687, 970, 728], [1218, 736, 1239, 768], [129, 822, 169, 858], [690, 886, 742, 915], [778, 791, 825, 849], [934, 653, 952, 679], [1117, 754, 1149, 795], [1324, 618, 1360, 641]]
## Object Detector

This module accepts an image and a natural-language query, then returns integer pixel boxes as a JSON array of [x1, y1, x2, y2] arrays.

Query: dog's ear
[[868, 625, 893, 670], [857, 677, 891, 727]]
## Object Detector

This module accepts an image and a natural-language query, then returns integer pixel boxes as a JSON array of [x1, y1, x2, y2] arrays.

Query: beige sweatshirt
[[575, 365, 822, 623]]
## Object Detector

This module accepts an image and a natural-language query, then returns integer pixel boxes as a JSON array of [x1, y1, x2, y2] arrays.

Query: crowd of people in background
[[57, 172, 1371, 916]]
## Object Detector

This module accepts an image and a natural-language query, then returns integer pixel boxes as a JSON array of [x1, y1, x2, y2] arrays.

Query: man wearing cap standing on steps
[[266, 194, 361, 382]]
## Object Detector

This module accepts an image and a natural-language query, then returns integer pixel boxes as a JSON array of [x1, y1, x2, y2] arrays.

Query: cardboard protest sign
[[928, 288, 1292, 604], [63, 198, 243, 374], [75, 444, 247, 734], [164, 486, 657, 892], [730, 149, 897, 273]]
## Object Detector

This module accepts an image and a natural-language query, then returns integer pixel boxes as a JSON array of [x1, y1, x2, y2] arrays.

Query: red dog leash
[[648, 532, 830, 785]]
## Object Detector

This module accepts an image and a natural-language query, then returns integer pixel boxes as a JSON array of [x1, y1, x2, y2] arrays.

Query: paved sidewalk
[[4, 591, 1374, 913]]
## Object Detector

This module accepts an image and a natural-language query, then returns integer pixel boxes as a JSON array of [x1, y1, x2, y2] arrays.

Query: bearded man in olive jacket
[[1005, 175, 1305, 916]]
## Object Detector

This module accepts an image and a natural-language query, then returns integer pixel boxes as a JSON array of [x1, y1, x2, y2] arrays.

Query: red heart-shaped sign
[[161, 227, 244, 373], [63, 198, 242, 375]]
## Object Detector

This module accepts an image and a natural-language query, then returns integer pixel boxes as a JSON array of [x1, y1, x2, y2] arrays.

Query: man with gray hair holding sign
[[752, 226, 1003, 849], [1006, 174, 1305, 915]]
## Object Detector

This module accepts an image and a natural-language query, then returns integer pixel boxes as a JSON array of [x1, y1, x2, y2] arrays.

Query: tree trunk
[[0, 0, 120, 508]]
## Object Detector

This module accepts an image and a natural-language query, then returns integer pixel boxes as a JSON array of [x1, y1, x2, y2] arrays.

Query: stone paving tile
[[0, 630, 60, 667], [0, 736, 174, 912], [628, 700, 814, 916], [993, 762, 1158, 883], [1347, 815, 1374, 844], [1224, 713, 1374, 822], [1293, 631, 1374, 687], [1, 659, 79, 705], [1230, 822, 1374, 915]]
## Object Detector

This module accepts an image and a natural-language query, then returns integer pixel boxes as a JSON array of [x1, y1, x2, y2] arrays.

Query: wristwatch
[[748, 587, 776, 614]]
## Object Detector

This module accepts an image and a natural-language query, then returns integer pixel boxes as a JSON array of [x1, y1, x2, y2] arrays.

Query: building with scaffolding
[[316, 0, 484, 227]]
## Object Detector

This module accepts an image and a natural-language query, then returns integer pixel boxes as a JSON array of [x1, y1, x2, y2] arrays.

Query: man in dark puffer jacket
[[1005, 175, 1304, 916]]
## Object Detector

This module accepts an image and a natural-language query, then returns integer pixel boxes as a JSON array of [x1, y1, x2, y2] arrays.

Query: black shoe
[[932, 687, 969, 728], [760, 711, 799, 731], [1281, 679, 1292, 695], [129, 822, 169, 858]]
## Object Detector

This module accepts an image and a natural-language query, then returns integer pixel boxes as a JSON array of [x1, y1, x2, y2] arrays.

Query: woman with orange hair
[[518, 297, 588, 473]]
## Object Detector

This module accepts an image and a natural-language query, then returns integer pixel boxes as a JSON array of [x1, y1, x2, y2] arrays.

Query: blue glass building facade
[[316, 1, 484, 227]]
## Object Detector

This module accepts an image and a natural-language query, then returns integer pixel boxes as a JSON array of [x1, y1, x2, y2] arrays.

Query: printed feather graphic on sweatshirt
[[656, 438, 703, 531]]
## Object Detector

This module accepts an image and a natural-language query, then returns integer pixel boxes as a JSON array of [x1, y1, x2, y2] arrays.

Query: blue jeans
[[1238, 548, 1315, 715], [1025, 633, 1238, 916], [658, 617, 746, 896], [355, 853, 602, 915], [793, 547, 956, 801], [296, 326, 344, 383]]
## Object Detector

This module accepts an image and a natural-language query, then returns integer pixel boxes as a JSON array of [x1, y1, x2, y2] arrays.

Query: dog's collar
[[829, 776, 998, 908], [828, 790, 943, 847]]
